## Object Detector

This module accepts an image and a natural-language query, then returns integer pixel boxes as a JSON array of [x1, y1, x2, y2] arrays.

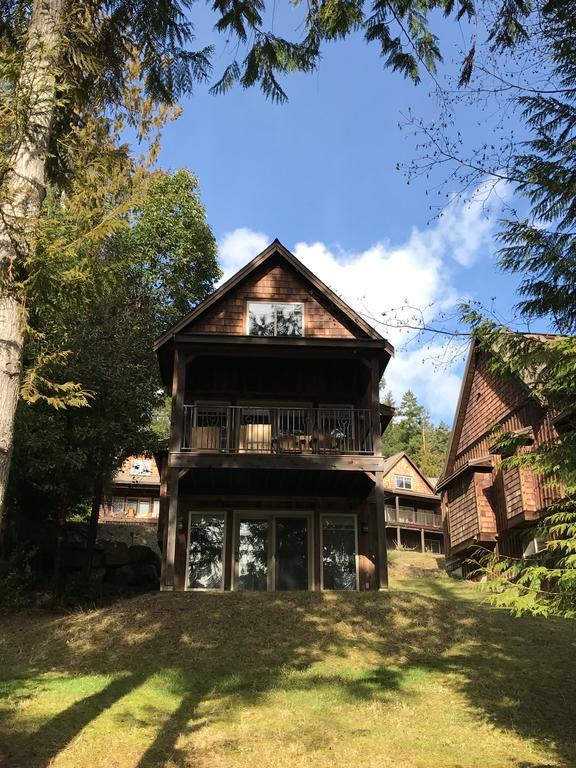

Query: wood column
[[163, 345, 187, 591], [375, 471, 388, 589], [162, 468, 179, 590], [420, 528, 425, 553], [369, 359, 388, 589]]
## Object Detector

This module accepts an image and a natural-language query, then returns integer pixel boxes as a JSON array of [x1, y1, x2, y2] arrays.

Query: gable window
[[395, 475, 413, 490], [130, 458, 152, 476], [248, 302, 303, 337]]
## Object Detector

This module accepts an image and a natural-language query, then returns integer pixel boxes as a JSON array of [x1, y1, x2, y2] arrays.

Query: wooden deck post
[[375, 470, 388, 589], [420, 528, 425, 553], [396, 525, 401, 547], [162, 468, 179, 590], [163, 345, 187, 591]]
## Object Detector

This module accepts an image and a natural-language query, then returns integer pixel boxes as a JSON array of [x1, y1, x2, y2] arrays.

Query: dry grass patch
[[0, 573, 574, 768]]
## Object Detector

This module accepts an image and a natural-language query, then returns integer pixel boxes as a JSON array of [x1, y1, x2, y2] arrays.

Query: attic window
[[248, 302, 303, 337], [130, 458, 152, 476], [395, 475, 412, 490]]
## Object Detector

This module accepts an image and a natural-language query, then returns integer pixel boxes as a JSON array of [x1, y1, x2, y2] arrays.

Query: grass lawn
[[0, 552, 575, 768]]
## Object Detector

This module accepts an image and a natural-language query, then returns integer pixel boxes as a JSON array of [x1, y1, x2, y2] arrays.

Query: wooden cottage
[[154, 239, 395, 591], [382, 452, 444, 553], [437, 337, 563, 571], [99, 455, 161, 524]]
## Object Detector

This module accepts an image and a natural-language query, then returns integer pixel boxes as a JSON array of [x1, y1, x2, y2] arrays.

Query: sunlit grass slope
[[0, 555, 574, 768]]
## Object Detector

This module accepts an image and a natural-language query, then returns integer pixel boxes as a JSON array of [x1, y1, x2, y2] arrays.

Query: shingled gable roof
[[154, 239, 392, 352], [438, 335, 552, 486], [381, 451, 437, 495]]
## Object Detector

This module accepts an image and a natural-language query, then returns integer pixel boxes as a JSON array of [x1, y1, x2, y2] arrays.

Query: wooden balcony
[[385, 504, 442, 529], [180, 405, 374, 456]]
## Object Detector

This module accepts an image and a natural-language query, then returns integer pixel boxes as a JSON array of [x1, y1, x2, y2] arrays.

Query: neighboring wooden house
[[153, 239, 395, 591], [437, 337, 563, 571], [382, 452, 444, 553], [99, 455, 161, 525]]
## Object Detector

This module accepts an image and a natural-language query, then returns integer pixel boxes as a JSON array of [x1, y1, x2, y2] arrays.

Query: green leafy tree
[[8, 157, 219, 593]]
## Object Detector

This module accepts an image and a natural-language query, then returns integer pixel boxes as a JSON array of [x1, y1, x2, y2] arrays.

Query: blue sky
[[154, 5, 530, 425]]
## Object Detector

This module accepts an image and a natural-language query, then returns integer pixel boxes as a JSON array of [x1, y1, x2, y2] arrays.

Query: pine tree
[[382, 390, 449, 476]]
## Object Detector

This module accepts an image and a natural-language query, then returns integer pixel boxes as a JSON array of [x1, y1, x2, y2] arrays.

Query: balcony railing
[[181, 405, 374, 455], [385, 504, 442, 528]]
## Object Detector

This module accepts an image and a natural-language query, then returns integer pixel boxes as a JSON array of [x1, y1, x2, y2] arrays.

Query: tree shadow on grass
[[0, 586, 574, 767]]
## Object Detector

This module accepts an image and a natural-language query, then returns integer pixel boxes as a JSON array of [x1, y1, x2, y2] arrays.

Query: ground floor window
[[187, 515, 225, 589], [110, 496, 159, 518], [186, 512, 360, 591], [321, 515, 358, 590]]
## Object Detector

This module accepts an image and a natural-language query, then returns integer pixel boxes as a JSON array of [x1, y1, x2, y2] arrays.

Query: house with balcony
[[382, 452, 443, 554], [153, 239, 395, 591], [99, 455, 161, 524], [437, 337, 564, 572]]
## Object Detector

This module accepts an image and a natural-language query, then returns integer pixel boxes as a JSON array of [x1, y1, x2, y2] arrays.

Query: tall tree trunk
[[0, 0, 68, 532], [84, 472, 104, 585]]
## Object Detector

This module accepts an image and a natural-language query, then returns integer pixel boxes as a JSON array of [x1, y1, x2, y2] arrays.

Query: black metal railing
[[181, 405, 374, 455], [385, 504, 442, 528]]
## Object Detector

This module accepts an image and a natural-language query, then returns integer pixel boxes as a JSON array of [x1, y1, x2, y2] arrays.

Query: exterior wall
[[383, 456, 433, 495], [456, 351, 523, 458], [443, 346, 564, 564], [189, 261, 357, 339], [446, 472, 479, 548]]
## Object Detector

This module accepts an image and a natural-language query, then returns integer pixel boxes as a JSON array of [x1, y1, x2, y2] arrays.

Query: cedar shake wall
[[446, 474, 478, 547], [189, 262, 357, 339], [383, 456, 434, 495], [456, 352, 525, 456], [475, 472, 497, 536]]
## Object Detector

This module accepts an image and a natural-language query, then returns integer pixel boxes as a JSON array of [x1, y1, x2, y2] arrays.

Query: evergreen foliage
[[461, 1, 576, 616], [382, 390, 450, 477]]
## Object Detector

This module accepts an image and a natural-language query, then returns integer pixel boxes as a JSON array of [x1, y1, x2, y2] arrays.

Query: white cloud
[[383, 344, 464, 425], [216, 190, 503, 422], [218, 228, 269, 283]]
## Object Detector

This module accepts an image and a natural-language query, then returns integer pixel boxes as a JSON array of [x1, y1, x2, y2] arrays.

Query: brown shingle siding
[[190, 262, 357, 338]]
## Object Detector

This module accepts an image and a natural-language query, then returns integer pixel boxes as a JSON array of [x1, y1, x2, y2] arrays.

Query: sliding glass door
[[321, 515, 358, 590], [187, 515, 225, 589], [237, 519, 269, 590], [234, 514, 311, 591], [276, 517, 309, 591]]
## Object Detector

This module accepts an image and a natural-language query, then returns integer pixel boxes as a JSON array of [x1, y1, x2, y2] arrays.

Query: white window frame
[[319, 513, 359, 591], [231, 510, 314, 592], [185, 512, 227, 591], [395, 474, 413, 490], [129, 458, 152, 476], [246, 301, 305, 337]]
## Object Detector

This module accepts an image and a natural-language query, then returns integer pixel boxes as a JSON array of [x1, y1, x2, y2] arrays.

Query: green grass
[[0, 556, 575, 768]]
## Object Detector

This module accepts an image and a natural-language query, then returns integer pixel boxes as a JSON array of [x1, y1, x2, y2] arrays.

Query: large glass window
[[248, 302, 303, 337], [237, 519, 268, 590], [322, 516, 357, 590], [188, 515, 225, 589]]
